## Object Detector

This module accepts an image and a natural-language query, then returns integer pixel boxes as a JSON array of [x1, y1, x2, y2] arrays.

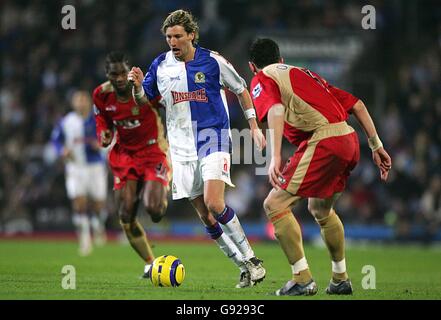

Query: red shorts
[[281, 123, 359, 199], [108, 143, 171, 190]]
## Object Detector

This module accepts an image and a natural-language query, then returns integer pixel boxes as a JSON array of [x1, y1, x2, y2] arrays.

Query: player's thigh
[[142, 180, 168, 209], [118, 180, 139, 216]]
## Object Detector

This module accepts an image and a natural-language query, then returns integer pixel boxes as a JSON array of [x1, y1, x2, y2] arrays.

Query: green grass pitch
[[1, 240, 440, 300]]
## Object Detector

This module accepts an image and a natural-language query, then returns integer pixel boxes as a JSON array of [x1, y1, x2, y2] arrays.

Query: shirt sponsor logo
[[252, 83, 262, 99], [171, 89, 208, 104], [105, 105, 117, 112], [113, 119, 141, 129], [170, 76, 181, 81]]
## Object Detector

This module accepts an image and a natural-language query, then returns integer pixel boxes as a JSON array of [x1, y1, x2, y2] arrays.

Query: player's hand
[[61, 148, 73, 161], [128, 67, 144, 90], [90, 140, 101, 151], [251, 127, 266, 151], [249, 120, 266, 151], [100, 129, 113, 147], [372, 147, 392, 182], [268, 155, 283, 190]]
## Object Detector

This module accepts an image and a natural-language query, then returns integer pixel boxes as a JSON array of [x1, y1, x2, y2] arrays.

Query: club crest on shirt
[[195, 72, 206, 83], [131, 106, 140, 116]]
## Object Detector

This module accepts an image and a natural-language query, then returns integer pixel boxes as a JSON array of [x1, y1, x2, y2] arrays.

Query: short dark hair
[[249, 38, 281, 69], [105, 51, 129, 73]]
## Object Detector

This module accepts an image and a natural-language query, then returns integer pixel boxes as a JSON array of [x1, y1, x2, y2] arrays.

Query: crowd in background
[[1, 0, 440, 241]]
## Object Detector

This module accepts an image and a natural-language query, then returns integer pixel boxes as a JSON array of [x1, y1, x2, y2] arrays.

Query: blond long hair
[[161, 9, 199, 45]]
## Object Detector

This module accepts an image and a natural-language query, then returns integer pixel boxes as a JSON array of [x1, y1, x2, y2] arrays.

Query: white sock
[[291, 257, 309, 274], [91, 215, 104, 234], [220, 214, 255, 261], [215, 233, 246, 270], [74, 214, 91, 250], [332, 259, 347, 274], [98, 208, 108, 225]]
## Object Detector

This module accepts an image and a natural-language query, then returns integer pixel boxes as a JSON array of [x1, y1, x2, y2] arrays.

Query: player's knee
[[263, 196, 276, 216], [204, 198, 225, 216], [119, 211, 132, 224], [145, 202, 166, 223], [308, 202, 331, 220]]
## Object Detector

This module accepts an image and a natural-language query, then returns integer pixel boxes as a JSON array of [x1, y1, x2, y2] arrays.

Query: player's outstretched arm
[[351, 100, 392, 181], [128, 67, 151, 107], [237, 89, 266, 151]]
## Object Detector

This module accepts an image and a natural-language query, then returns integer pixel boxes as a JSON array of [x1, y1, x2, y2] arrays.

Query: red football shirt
[[251, 65, 359, 146], [93, 82, 167, 152]]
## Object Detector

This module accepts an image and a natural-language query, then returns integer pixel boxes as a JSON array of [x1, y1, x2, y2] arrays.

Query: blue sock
[[216, 206, 235, 225], [205, 222, 223, 240]]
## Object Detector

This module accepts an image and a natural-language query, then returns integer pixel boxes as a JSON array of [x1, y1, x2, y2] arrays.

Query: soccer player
[[248, 38, 392, 295], [93, 52, 170, 277], [51, 90, 108, 256], [128, 9, 267, 288]]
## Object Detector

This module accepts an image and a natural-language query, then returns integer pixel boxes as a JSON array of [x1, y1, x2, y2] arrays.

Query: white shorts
[[171, 152, 235, 200], [65, 163, 108, 201]]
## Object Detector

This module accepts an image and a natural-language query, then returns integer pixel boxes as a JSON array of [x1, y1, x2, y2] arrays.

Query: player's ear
[[248, 62, 257, 74], [189, 32, 195, 42]]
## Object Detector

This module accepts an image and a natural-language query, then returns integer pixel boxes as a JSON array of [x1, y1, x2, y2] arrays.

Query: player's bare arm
[[100, 129, 113, 148], [267, 103, 285, 189], [351, 100, 392, 181], [128, 67, 150, 107], [236, 89, 266, 151]]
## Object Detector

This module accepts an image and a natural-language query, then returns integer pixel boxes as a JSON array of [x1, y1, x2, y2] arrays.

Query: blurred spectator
[[419, 176, 441, 245]]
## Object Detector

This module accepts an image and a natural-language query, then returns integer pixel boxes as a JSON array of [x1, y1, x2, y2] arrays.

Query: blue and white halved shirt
[[51, 111, 104, 165], [142, 45, 246, 161]]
